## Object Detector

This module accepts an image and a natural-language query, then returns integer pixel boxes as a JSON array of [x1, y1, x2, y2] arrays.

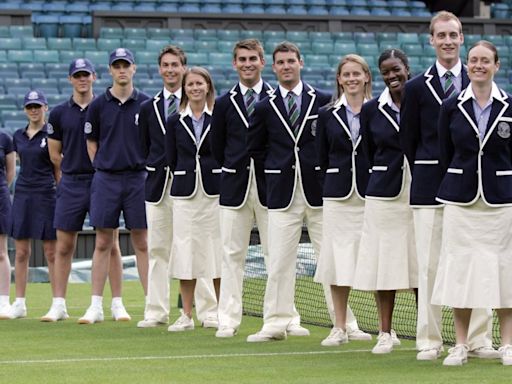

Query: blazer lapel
[[377, 88, 400, 132], [229, 84, 249, 128], [332, 105, 352, 139], [483, 92, 509, 147], [179, 115, 197, 144], [424, 65, 445, 105], [152, 91, 166, 135], [457, 91, 479, 137], [197, 114, 212, 150], [296, 83, 316, 138], [269, 89, 296, 140]]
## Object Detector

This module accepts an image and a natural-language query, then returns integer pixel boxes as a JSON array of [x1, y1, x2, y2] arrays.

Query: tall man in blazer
[[246, 41, 363, 342], [210, 39, 275, 337], [137, 45, 217, 328], [401, 11, 497, 360]]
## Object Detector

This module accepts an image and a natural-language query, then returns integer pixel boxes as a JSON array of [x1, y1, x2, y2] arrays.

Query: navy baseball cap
[[109, 48, 135, 65], [69, 58, 95, 76], [24, 90, 47, 107]]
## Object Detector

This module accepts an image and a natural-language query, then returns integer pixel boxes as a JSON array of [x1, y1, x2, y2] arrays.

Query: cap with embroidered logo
[[69, 58, 95, 76], [109, 48, 135, 66], [24, 90, 47, 107]]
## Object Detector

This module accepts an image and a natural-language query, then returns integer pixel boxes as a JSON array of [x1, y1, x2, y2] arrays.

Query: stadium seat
[[19, 62, 44, 73], [124, 28, 147, 39], [65, 3, 89, 15], [304, 54, 328, 68], [288, 5, 308, 15], [134, 3, 157, 12], [22, 37, 47, 50], [111, 3, 134, 11], [147, 28, 171, 39], [310, 31, 334, 41], [135, 51, 158, 65], [58, 14, 84, 38], [295, 41, 312, 54], [170, 29, 194, 40], [0, 26, 9, 38], [97, 38, 122, 51], [34, 50, 60, 63], [85, 51, 109, 66], [357, 43, 379, 56], [89, 2, 112, 12], [312, 41, 334, 55], [100, 28, 124, 39], [377, 32, 398, 44], [350, 7, 370, 16], [401, 43, 424, 57], [329, 6, 350, 15], [202, 3, 222, 13], [334, 41, 357, 54], [145, 40, 170, 52], [5, 78, 31, 91], [371, 7, 391, 16], [308, 6, 329, 15], [240, 30, 263, 40], [286, 31, 310, 42], [171, 40, 194, 52], [155, 3, 178, 12], [397, 33, 419, 45], [194, 29, 218, 42], [123, 39, 147, 51], [7, 50, 34, 63], [34, 15, 60, 38], [59, 50, 85, 63], [72, 38, 96, 51], [178, 3, 200, 12], [9, 26, 34, 38], [187, 52, 209, 65], [244, 5, 265, 13], [263, 30, 286, 41], [47, 37, 72, 51], [491, 3, 509, 19], [217, 30, 240, 41], [217, 41, 235, 53], [464, 34, 483, 47], [354, 32, 376, 43], [209, 52, 233, 66], [0, 94, 17, 109], [0, 38, 22, 50], [194, 40, 218, 52]]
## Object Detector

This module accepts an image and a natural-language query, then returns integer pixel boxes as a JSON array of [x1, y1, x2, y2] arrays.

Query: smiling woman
[[432, 40, 512, 367]]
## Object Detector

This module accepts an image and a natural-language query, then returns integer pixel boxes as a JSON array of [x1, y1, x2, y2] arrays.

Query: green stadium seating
[[48, 38, 73, 51]]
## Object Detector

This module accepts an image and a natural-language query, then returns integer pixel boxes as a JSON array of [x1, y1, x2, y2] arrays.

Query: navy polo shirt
[[84, 88, 150, 172], [13, 125, 55, 190], [0, 132, 13, 187], [48, 97, 94, 175]]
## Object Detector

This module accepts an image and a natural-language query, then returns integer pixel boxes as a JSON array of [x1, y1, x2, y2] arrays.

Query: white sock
[[0, 295, 9, 305], [15, 297, 26, 306], [53, 297, 66, 307], [91, 295, 103, 308], [111, 297, 123, 307]]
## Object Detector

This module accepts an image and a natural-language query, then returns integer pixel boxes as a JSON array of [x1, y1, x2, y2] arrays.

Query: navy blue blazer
[[165, 110, 221, 198], [361, 89, 407, 199], [316, 101, 370, 199], [139, 90, 171, 204], [401, 64, 470, 205], [210, 82, 272, 208], [247, 82, 331, 210], [437, 85, 512, 206]]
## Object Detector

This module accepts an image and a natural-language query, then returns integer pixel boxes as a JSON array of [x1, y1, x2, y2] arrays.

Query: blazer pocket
[[447, 168, 463, 175], [264, 169, 281, 174], [496, 170, 512, 176], [221, 167, 236, 174], [414, 160, 439, 165], [145, 166, 156, 171], [306, 114, 319, 120], [174, 170, 186, 176], [212, 169, 222, 174], [326, 168, 339, 173], [372, 165, 388, 171]]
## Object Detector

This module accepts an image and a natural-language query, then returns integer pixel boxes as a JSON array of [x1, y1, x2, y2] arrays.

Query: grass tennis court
[[1, 281, 510, 384]]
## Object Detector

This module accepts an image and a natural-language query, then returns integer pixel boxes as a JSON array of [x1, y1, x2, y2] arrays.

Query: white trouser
[[262, 185, 359, 333], [144, 183, 217, 323], [414, 208, 493, 350]]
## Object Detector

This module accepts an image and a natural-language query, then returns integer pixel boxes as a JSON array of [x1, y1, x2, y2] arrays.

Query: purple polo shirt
[[84, 87, 150, 172], [48, 97, 94, 175]]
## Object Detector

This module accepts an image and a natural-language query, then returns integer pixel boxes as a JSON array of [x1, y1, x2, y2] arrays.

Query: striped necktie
[[167, 94, 177, 118], [443, 71, 457, 99], [287, 91, 300, 136], [245, 88, 256, 117]]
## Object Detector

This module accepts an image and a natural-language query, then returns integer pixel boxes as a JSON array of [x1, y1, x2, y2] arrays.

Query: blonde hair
[[335, 54, 372, 101], [429, 10, 462, 35], [179, 66, 215, 111]]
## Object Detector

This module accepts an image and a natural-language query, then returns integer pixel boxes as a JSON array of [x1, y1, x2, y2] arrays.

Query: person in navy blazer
[[246, 41, 339, 342], [314, 54, 373, 347], [431, 41, 512, 366], [401, 11, 494, 361], [210, 39, 276, 338], [353, 48, 418, 354], [165, 67, 222, 332]]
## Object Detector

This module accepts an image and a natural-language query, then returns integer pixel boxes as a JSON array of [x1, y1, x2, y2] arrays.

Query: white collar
[[333, 93, 368, 108], [378, 87, 395, 108], [279, 81, 303, 99], [460, 81, 502, 103], [163, 87, 182, 100], [180, 103, 212, 118], [239, 79, 263, 96], [436, 60, 462, 78]]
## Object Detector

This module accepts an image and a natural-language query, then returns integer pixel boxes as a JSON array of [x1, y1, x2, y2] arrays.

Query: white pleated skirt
[[353, 177, 418, 291], [431, 199, 512, 309], [170, 188, 222, 280], [314, 193, 364, 286]]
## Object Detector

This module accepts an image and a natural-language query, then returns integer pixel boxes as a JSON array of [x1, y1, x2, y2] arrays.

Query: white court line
[[0, 348, 416, 365]]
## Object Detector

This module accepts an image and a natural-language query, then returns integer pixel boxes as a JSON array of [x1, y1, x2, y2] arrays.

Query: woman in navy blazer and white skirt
[[353, 49, 418, 354], [165, 67, 222, 332], [314, 54, 373, 346], [431, 41, 512, 366]]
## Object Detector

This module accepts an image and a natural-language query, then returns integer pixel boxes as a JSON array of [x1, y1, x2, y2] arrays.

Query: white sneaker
[[372, 332, 393, 354], [247, 330, 287, 343], [499, 344, 512, 366], [347, 327, 372, 341], [168, 311, 194, 332], [78, 306, 104, 324], [443, 344, 469, 366], [137, 319, 166, 328], [215, 326, 237, 338], [202, 315, 218, 329], [417, 346, 444, 361], [286, 323, 310, 336], [40, 305, 69, 322], [8, 302, 27, 319], [468, 346, 500, 359], [111, 304, 131, 321], [0, 303, 11, 319], [390, 329, 401, 345], [321, 327, 348, 347]]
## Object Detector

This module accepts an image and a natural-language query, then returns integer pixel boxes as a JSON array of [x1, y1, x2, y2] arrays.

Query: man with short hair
[[42, 58, 128, 322], [210, 39, 274, 337], [79, 48, 150, 324], [137, 45, 218, 328], [401, 11, 497, 360], [246, 42, 367, 342]]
